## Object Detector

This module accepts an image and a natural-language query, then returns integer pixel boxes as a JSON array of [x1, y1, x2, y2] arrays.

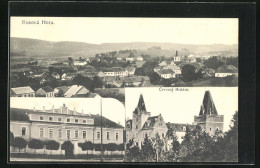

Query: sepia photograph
[[9, 17, 239, 163], [10, 17, 238, 99]]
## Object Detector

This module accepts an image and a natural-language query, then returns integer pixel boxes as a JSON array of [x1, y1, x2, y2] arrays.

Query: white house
[[215, 65, 238, 77]]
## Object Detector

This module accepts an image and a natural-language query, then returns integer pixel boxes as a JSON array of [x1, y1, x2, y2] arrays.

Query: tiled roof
[[179, 62, 203, 69], [91, 114, 124, 128], [199, 91, 218, 115], [64, 85, 88, 97], [133, 94, 147, 114], [11, 86, 35, 94], [166, 123, 196, 132], [54, 86, 69, 94], [142, 115, 160, 129], [215, 65, 238, 73], [84, 66, 97, 72], [10, 108, 122, 128], [40, 86, 54, 92]]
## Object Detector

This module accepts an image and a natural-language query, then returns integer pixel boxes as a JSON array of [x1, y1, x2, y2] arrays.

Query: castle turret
[[194, 91, 224, 136], [132, 94, 151, 138]]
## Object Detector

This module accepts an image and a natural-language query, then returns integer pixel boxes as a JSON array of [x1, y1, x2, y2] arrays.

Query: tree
[[92, 76, 103, 89], [203, 56, 224, 69], [28, 139, 44, 154], [140, 135, 156, 161], [149, 72, 161, 85], [78, 141, 94, 155], [124, 140, 141, 162], [166, 126, 180, 161], [181, 64, 199, 82], [117, 143, 125, 155], [10, 132, 14, 147], [152, 133, 165, 162], [46, 140, 60, 154], [106, 143, 117, 155], [72, 74, 94, 92], [61, 141, 74, 159], [13, 137, 27, 153]]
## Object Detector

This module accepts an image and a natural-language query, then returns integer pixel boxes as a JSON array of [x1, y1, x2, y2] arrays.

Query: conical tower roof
[[134, 94, 147, 114], [199, 91, 218, 115]]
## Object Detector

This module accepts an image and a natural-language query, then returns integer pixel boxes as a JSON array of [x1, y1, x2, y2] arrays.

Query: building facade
[[10, 104, 124, 154]]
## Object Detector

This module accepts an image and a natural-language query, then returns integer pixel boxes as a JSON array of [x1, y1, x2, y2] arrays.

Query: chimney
[[81, 110, 84, 116], [176, 50, 178, 56]]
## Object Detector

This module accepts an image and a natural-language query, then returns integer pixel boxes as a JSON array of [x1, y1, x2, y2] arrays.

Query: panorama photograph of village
[[9, 17, 238, 162]]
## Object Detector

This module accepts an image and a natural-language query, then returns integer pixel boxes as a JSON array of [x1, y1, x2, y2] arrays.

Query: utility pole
[[100, 97, 104, 162]]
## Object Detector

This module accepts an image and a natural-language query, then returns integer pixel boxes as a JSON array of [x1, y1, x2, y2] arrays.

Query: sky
[[125, 87, 238, 132], [10, 97, 125, 126], [11, 17, 238, 45]]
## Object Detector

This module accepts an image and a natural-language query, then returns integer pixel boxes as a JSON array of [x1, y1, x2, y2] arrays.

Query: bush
[[13, 137, 27, 153], [46, 140, 60, 154], [28, 139, 44, 154], [61, 141, 74, 159]]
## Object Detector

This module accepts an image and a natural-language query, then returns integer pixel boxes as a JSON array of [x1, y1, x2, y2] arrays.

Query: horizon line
[[10, 36, 239, 46]]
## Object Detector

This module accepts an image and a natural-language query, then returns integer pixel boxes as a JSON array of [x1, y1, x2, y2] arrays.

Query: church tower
[[194, 91, 224, 135], [132, 94, 151, 138]]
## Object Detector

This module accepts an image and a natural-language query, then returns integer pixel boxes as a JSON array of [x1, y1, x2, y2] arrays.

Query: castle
[[126, 90, 224, 145]]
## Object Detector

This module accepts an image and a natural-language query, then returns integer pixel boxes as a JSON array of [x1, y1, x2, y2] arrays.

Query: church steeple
[[134, 94, 147, 114], [199, 91, 218, 115]]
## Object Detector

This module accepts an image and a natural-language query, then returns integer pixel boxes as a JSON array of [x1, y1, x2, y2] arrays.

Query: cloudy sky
[[11, 17, 238, 45], [125, 87, 238, 132]]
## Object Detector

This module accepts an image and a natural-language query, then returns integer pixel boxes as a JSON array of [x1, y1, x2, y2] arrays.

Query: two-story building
[[36, 86, 55, 97], [10, 103, 124, 155]]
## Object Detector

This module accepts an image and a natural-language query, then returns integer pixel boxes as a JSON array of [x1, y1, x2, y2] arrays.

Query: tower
[[194, 91, 224, 135], [132, 94, 151, 138]]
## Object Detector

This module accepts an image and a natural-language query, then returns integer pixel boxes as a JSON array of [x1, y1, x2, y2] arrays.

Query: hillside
[[10, 37, 238, 59]]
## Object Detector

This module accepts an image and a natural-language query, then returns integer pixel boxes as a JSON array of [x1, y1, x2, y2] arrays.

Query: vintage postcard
[[9, 17, 238, 162]]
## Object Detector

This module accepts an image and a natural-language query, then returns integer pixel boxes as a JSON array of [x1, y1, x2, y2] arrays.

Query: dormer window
[[182, 126, 186, 131], [75, 119, 78, 123], [40, 116, 44, 120], [49, 117, 53, 121], [67, 118, 71, 122]]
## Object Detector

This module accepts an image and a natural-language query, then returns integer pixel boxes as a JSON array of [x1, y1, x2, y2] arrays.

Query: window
[[58, 118, 62, 122], [83, 131, 86, 139], [67, 130, 71, 139], [58, 129, 62, 138], [22, 127, 26, 136], [97, 132, 100, 139], [49, 117, 53, 121], [67, 118, 70, 122], [40, 128, 44, 138], [107, 132, 110, 140], [183, 126, 186, 131], [136, 125, 138, 129], [116, 133, 119, 140], [49, 128, 53, 138], [40, 116, 44, 120], [75, 130, 79, 138], [75, 119, 78, 123], [83, 120, 86, 123]]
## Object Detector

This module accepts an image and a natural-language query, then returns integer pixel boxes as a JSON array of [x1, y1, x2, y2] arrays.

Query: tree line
[[124, 111, 238, 162]]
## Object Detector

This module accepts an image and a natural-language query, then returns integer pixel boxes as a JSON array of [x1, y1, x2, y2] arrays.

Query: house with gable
[[215, 65, 238, 77], [36, 86, 55, 97]]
